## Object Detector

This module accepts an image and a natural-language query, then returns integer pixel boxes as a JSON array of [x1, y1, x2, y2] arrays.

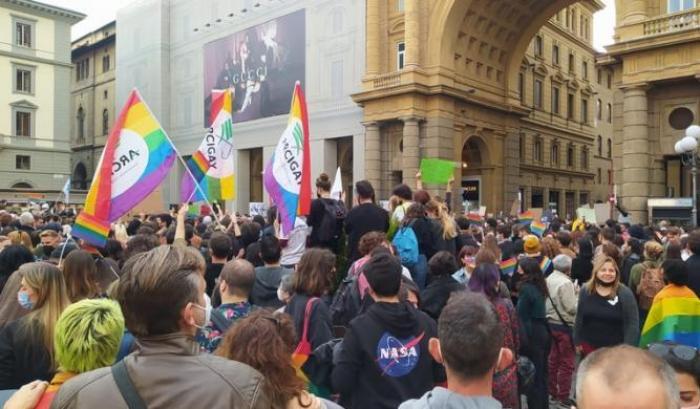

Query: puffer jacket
[[50, 333, 270, 409]]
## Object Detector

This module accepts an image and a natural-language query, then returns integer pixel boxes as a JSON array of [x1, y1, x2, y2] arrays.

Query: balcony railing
[[372, 72, 402, 89], [0, 134, 69, 151], [643, 8, 700, 36]]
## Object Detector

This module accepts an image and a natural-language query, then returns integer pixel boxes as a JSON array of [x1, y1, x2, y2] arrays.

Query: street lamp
[[674, 125, 700, 227]]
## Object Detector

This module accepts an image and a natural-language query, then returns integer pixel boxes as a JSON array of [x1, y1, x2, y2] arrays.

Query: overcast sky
[[45, 0, 617, 49]]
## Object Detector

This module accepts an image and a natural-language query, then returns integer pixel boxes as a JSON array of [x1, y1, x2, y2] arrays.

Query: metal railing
[[643, 8, 700, 36]]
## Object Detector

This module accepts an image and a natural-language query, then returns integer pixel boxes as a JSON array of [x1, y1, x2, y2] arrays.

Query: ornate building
[[354, 0, 612, 218], [70, 21, 116, 193], [606, 0, 700, 223], [0, 0, 83, 202]]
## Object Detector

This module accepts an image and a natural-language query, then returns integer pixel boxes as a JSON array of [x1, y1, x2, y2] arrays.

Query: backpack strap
[[300, 297, 319, 345], [111, 360, 147, 409], [209, 308, 232, 334]]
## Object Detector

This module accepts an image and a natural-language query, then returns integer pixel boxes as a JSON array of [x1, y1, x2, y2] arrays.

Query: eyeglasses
[[648, 342, 698, 362]]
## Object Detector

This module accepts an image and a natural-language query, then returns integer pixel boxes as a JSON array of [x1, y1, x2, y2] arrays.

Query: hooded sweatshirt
[[399, 387, 503, 409], [250, 265, 292, 308], [332, 302, 446, 409]]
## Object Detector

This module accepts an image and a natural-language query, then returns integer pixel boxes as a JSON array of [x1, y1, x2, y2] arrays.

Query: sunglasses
[[648, 342, 698, 362]]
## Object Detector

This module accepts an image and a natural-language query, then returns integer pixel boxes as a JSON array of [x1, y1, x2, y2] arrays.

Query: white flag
[[62, 178, 71, 204], [331, 167, 342, 200]]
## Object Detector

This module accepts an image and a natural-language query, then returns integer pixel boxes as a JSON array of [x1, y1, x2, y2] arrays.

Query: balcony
[[643, 8, 700, 36], [372, 72, 402, 89], [0, 134, 70, 152]]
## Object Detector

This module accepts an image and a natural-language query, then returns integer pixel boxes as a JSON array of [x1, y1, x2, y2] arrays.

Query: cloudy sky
[[45, 0, 617, 49]]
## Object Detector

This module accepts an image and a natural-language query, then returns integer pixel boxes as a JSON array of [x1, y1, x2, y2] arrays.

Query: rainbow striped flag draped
[[263, 82, 311, 236], [500, 257, 517, 277], [72, 89, 177, 247], [640, 285, 700, 349], [180, 89, 235, 203]]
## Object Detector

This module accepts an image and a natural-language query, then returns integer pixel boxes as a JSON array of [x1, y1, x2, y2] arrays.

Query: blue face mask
[[17, 291, 33, 310]]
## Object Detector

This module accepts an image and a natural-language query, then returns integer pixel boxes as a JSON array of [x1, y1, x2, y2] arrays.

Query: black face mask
[[595, 277, 615, 288], [43, 246, 55, 256]]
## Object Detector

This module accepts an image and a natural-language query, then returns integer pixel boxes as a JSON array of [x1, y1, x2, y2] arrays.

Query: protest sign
[[420, 158, 455, 184]]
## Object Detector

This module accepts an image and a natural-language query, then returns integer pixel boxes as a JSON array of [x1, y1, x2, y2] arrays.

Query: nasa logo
[[375, 331, 424, 377]]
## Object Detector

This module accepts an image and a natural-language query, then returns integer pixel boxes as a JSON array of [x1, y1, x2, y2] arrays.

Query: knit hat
[[523, 235, 541, 254]]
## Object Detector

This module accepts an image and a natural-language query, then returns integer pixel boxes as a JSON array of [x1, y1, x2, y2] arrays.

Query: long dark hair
[[518, 257, 548, 297], [468, 263, 500, 300], [577, 237, 594, 259]]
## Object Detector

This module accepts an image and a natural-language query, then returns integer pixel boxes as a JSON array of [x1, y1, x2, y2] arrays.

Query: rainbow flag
[[640, 285, 700, 349], [540, 256, 552, 273], [181, 89, 235, 202], [518, 211, 534, 224], [73, 89, 177, 247], [530, 220, 547, 237], [263, 82, 311, 235], [500, 257, 517, 276]]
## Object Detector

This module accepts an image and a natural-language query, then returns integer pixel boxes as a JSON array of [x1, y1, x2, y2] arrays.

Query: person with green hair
[[32, 298, 124, 408]]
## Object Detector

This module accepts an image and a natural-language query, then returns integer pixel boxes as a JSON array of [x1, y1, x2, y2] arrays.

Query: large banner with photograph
[[203, 9, 305, 126]]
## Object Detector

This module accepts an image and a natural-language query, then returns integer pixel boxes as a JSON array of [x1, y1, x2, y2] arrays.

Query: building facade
[[607, 0, 700, 223], [355, 0, 610, 218], [70, 21, 116, 195], [115, 0, 365, 213], [0, 0, 84, 202]]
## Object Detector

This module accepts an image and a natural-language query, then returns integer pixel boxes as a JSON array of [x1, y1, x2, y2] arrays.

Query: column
[[621, 1, 648, 25], [404, 0, 420, 68], [621, 86, 650, 223], [366, 0, 381, 75], [364, 122, 381, 193], [402, 117, 421, 189]]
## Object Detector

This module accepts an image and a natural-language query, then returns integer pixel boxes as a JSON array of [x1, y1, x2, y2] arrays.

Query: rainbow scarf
[[530, 220, 547, 237], [640, 285, 700, 349], [500, 257, 517, 277], [263, 82, 312, 235], [181, 89, 235, 202], [73, 89, 176, 247], [518, 211, 534, 225]]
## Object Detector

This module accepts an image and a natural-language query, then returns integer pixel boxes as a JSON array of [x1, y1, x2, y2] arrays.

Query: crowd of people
[[0, 173, 699, 409]]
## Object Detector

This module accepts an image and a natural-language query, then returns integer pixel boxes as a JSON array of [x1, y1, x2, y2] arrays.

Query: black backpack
[[317, 199, 346, 243]]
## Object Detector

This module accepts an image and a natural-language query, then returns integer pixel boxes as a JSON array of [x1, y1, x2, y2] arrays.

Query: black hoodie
[[332, 302, 446, 409], [250, 265, 292, 308]]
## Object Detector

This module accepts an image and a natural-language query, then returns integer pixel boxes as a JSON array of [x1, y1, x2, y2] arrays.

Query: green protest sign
[[420, 158, 455, 184]]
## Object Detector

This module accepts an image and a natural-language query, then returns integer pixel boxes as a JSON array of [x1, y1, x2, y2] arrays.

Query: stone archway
[[11, 182, 33, 189], [73, 162, 88, 190]]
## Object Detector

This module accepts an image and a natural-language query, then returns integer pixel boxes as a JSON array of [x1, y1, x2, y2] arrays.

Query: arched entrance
[[459, 135, 497, 213], [73, 163, 88, 190], [11, 182, 33, 189], [337, 137, 354, 207]]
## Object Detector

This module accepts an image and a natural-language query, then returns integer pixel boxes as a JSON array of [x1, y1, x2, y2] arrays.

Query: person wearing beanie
[[332, 252, 445, 409], [522, 234, 554, 276]]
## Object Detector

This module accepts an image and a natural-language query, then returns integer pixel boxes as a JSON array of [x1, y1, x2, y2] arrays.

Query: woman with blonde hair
[[573, 256, 639, 357], [0, 262, 71, 389], [425, 199, 458, 256], [6, 230, 33, 251], [216, 310, 341, 409]]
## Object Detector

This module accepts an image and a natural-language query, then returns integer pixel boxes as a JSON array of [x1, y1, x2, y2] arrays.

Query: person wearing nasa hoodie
[[331, 252, 446, 409], [399, 292, 513, 409]]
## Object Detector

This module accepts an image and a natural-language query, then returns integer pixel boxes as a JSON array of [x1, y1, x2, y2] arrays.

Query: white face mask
[[193, 293, 212, 328]]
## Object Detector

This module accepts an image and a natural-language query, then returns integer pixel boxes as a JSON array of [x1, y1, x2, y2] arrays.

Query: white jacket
[[545, 270, 578, 325]]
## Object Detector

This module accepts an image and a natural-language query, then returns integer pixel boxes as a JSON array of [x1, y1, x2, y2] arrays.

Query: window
[[16, 111, 31, 137], [397, 42, 405, 70], [607, 138, 612, 158], [580, 192, 589, 206], [572, 8, 577, 34], [582, 61, 588, 80], [581, 148, 589, 169], [76, 59, 90, 81], [534, 138, 543, 162], [534, 79, 543, 109], [607, 73, 612, 89], [567, 93, 575, 119], [15, 21, 32, 47], [76, 107, 85, 142], [15, 155, 30, 170], [15, 68, 31, 93], [551, 142, 559, 166], [552, 44, 560, 65], [669, 0, 695, 13], [607, 103, 613, 123], [569, 53, 575, 74], [597, 99, 603, 121], [331, 60, 343, 98], [580, 16, 585, 37], [597, 168, 602, 184], [597, 69, 602, 84], [518, 72, 525, 104], [552, 85, 560, 115], [567, 144, 575, 167], [102, 54, 110, 73], [534, 35, 543, 57], [104, 90, 108, 99], [397, 0, 405, 12], [598, 135, 603, 156], [102, 109, 109, 135], [565, 8, 571, 28], [581, 98, 589, 123]]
